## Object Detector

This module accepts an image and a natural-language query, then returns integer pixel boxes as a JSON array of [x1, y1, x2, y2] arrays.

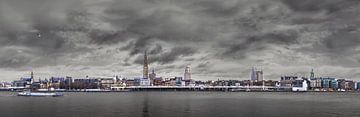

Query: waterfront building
[[125, 79, 135, 87], [153, 77, 163, 86], [310, 78, 321, 90], [345, 80, 355, 91], [140, 78, 151, 86], [73, 78, 100, 89], [280, 76, 298, 87], [309, 69, 321, 90], [181, 81, 186, 86], [188, 80, 196, 86], [65, 76, 73, 90], [50, 77, 65, 89], [292, 79, 308, 92], [143, 51, 149, 79], [12, 80, 27, 88], [111, 76, 124, 88], [337, 79, 346, 91], [20, 72, 34, 89], [175, 77, 182, 86], [184, 65, 191, 80], [320, 78, 330, 88], [355, 82, 358, 90], [318, 77, 337, 91], [149, 68, 156, 86], [134, 78, 141, 86], [242, 80, 252, 86], [31, 79, 42, 90], [164, 78, 173, 86], [330, 78, 338, 90], [1, 82, 11, 88], [169, 78, 177, 86], [100, 78, 115, 89], [194, 80, 205, 86], [39, 79, 50, 89], [264, 80, 277, 86]]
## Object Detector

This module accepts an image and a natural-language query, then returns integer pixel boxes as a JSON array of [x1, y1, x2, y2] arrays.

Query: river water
[[0, 92, 359, 117]]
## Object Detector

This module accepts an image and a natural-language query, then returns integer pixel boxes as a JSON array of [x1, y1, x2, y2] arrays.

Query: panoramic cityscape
[[1, 0, 360, 117], [1, 52, 359, 92]]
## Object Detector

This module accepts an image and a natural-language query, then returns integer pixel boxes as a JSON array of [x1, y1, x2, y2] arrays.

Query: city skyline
[[1, 0, 360, 81]]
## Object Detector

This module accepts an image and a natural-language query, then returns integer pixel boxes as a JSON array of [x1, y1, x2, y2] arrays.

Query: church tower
[[143, 51, 149, 78], [184, 65, 191, 80]]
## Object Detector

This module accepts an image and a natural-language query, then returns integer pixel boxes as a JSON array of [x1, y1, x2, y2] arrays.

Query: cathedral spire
[[143, 51, 149, 78]]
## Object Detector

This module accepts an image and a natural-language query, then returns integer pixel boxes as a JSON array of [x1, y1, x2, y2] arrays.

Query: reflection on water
[[0, 92, 360, 117], [142, 93, 149, 117]]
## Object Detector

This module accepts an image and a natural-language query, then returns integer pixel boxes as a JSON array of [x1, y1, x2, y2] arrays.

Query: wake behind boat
[[18, 91, 63, 97]]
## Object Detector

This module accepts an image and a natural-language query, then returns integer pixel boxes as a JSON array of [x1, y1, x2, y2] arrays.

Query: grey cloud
[[218, 31, 299, 60], [89, 30, 133, 45], [281, 0, 360, 13], [134, 46, 197, 65], [0, 50, 31, 68], [149, 44, 163, 55]]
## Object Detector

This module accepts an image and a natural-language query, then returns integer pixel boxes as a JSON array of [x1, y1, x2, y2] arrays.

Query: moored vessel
[[17, 91, 63, 97]]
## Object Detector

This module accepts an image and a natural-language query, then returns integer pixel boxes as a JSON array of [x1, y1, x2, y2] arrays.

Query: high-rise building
[[184, 65, 191, 80], [250, 67, 257, 81], [256, 70, 264, 81], [250, 67, 263, 81], [143, 51, 149, 78]]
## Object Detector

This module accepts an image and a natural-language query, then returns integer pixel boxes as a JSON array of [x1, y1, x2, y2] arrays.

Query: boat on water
[[18, 91, 63, 97]]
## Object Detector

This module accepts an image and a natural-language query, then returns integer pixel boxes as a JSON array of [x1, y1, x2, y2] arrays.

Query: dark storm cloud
[[0, 50, 31, 68], [89, 30, 134, 45], [123, 36, 156, 56], [149, 44, 163, 55], [134, 46, 196, 65], [155, 47, 196, 64], [299, 29, 360, 57], [219, 31, 299, 59], [281, 0, 360, 13]]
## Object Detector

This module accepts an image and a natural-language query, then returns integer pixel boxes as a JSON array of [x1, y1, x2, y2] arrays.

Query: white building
[[140, 78, 151, 86], [292, 80, 308, 92]]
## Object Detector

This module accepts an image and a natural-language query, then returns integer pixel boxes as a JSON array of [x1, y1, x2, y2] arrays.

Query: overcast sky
[[0, 0, 360, 81]]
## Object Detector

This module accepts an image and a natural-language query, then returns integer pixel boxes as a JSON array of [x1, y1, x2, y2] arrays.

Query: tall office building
[[256, 70, 264, 81], [143, 51, 149, 78], [250, 67, 263, 81], [184, 65, 191, 80], [250, 67, 257, 81]]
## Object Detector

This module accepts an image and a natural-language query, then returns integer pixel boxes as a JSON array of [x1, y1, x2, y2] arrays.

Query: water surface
[[0, 92, 359, 117]]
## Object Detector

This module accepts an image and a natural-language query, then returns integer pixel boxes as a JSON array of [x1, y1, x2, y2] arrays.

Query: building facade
[[184, 65, 191, 80]]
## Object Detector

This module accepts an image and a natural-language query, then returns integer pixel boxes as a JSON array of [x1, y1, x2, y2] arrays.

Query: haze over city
[[0, 0, 360, 81]]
